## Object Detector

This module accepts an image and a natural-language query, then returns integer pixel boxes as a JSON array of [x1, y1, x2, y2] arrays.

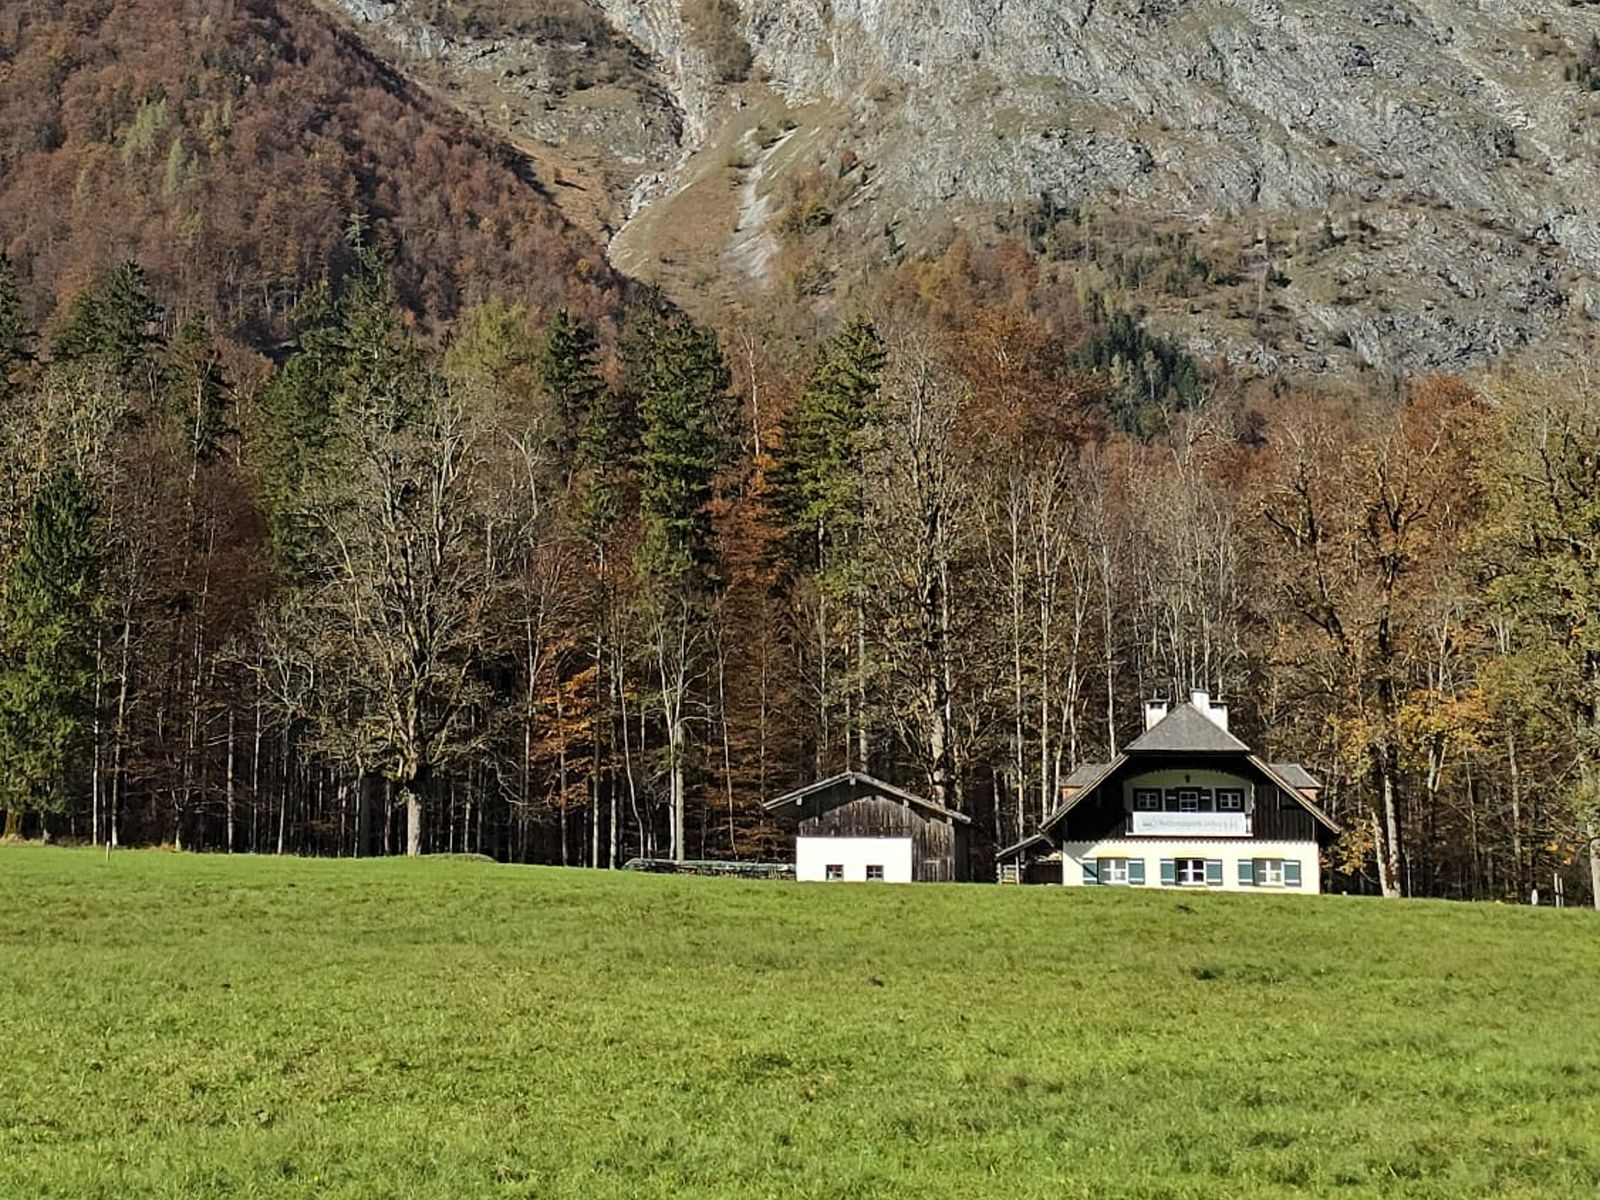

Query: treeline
[[1, 229, 1599, 905]]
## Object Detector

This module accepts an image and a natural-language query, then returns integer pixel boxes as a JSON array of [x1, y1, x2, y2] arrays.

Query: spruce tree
[[627, 308, 734, 860], [537, 309, 609, 458], [167, 318, 231, 462], [776, 314, 885, 771], [632, 312, 735, 581], [52, 261, 162, 379], [0, 468, 101, 836], [0, 254, 31, 394], [779, 313, 885, 566]]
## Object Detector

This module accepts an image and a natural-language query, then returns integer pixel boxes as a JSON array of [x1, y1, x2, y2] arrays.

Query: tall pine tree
[[778, 314, 885, 769], [628, 308, 734, 859], [0, 254, 31, 397], [52, 261, 163, 381], [0, 468, 101, 837]]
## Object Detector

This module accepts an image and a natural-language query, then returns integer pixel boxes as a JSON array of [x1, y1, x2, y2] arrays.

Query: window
[[1101, 857, 1129, 885], [865, 864, 885, 882], [1256, 858, 1285, 886], [1218, 789, 1244, 811], [1176, 857, 1207, 886], [1134, 789, 1161, 811], [825, 864, 844, 881], [1178, 790, 1200, 813]]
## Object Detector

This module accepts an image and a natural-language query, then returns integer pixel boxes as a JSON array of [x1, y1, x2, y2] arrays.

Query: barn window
[[825, 864, 844, 881], [866, 864, 885, 881]]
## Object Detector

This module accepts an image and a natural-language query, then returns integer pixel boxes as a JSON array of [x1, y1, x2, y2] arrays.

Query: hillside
[[0, 0, 626, 353], [4, 847, 1597, 1197], [323, 0, 1600, 375]]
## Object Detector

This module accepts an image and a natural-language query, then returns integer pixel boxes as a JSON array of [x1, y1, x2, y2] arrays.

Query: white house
[[996, 691, 1339, 892]]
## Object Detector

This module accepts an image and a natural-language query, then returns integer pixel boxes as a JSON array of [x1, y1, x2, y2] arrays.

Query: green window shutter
[[1128, 858, 1146, 886], [1284, 860, 1303, 888], [1205, 859, 1223, 886], [1238, 859, 1255, 886], [1159, 859, 1176, 886], [1082, 859, 1100, 886]]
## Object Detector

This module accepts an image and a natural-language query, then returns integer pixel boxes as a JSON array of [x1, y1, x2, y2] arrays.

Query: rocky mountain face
[[323, 0, 1600, 375]]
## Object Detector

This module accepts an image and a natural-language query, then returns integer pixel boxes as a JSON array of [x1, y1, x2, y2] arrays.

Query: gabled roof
[[764, 770, 973, 825], [1270, 762, 1322, 792], [1037, 751, 1341, 836], [1125, 702, 1250, 753]]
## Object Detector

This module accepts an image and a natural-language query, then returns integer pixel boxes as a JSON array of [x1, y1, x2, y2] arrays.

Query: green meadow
[[2, 847, 1597, 1199]]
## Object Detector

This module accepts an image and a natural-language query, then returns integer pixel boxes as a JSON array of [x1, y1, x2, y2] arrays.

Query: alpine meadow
[[4, 846, 1600, 1199]]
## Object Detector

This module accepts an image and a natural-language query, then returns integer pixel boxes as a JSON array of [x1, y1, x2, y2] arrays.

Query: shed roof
[[764, 770, 973, 825], [1125, 702, 1250, 753]]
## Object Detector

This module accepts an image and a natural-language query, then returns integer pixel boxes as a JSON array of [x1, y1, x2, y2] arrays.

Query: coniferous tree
[[537, 309, 609, 461], [0, 468, 101, 837], [778, 314, 885, 769], [0, 255, 31, 394], [629, 309, 734, 859], [166, 319, 231, 463], [52, 261, 163, 380]]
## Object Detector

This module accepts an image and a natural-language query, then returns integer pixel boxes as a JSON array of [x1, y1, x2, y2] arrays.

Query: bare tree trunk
[[1374, 752, 1403, 899], [1507, 734, 1524, 899], [225, 706, 236, 853], [1589, 821, 1600, 912], [405, 786, 422, 857]]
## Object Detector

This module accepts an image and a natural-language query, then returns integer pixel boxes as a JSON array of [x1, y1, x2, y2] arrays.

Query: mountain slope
[[0, 0, 626, 349], [323, 0, 1600, 374]]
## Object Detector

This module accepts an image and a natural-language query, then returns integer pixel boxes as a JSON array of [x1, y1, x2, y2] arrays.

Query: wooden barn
[[764, 771, 973, 882]]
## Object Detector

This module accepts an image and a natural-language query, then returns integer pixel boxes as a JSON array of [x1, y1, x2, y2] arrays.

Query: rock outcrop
[[322, 0, 1600, 374]]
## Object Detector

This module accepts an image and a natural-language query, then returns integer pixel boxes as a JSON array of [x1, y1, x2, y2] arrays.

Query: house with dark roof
[[996, 691, 1339, 892], [764, 771, 973, 882]]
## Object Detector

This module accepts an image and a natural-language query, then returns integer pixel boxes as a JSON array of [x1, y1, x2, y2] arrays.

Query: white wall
[[796, 836, 913, 882], [1061, 838, 1322, 893]]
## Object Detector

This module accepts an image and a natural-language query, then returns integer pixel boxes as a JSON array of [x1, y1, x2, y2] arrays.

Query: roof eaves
[[1249, 755, 1341, 835]]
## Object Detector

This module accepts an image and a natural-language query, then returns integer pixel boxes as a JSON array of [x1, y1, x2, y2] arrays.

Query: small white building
[[997, 691, 1339, 892], [765, 771, 973, 883]]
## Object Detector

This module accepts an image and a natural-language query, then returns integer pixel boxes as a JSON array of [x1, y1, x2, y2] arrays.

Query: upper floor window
[[1134, 789, 1161, 811], [1217, 789, 1244, 811], [1178, 789, 1201, 812]]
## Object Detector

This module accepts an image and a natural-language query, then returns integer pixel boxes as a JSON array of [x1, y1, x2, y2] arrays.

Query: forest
[[3, 0, 1600, 905]]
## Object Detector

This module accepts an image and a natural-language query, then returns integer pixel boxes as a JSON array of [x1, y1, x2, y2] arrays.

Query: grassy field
[[2, 848, 1598, 1199]]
